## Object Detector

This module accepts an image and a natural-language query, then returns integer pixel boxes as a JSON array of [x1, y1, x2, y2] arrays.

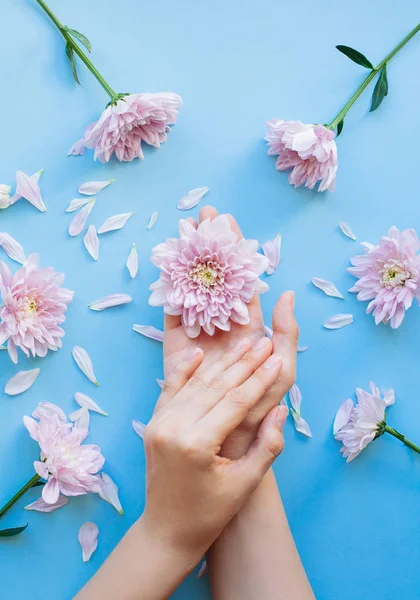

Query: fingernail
[[263, 354, 282, 369], [189, 346, 202, 359], [287, 291, 295, 310], [277, 405, 288, 430], [254, 336, 270, 351]]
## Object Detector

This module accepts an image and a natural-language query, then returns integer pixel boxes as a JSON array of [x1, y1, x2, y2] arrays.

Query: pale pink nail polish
[[263, 354, 282, 369]]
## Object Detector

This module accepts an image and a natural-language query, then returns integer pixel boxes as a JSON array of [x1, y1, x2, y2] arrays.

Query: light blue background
[[1, 1, 419, 598]]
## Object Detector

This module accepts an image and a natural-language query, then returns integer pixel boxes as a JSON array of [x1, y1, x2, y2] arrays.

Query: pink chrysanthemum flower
[[0, 254, 74, 363], [349, 227, 420, 329], [69, 92, 182, 163], [149, 216, 269, 338], [24, 403, 104, 504], [334, 383, 395, 462], [265, 120, 338, 192]]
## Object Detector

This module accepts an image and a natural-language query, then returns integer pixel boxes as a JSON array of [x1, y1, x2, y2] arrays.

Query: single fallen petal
[[177, 186, 209, 211], [78, 180, 114, 195], [132, 419, 146, 439], [68, 138, 85, 156], [98, 473, 124, 515], [297, 346, 309, 353], [339, 221, 357, 241], [311, 278, 344, 299], [126, 243, 138, 278], [72, 346, 99, 386], [69, 199, 96, 237], [83, 225, 99, 260], [89, 294, 132, 311], [15, 170, 47, 212], [78, 522, 99, 562], [291, 412, 312, 437], [133, 324, 164, 342], [66, 198, 91, 212], [262, 233, 282, 275], [289, 383, 302, 414], [25, 495, 68, 513], [0, 232, 26, 264], [156, 378, 164, 389], [69, 406, 90, 430], [147, 211, 158, 230], [5, 368, 40, 396], [0, 185, 11, 209], [98, 212, 133, 234], [279, 396, 288, 408], [75, 392, 108, 416], [323, 314, 354, 330], [333, 398, 354, 435], [197, 560, 208, 578], [264, 325, 273, 339]]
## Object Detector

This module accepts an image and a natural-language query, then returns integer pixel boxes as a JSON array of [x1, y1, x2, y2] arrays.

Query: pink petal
[[83, 225, 99, 260], [98, 212, 133, 234], [126, 244, 138, 278], [15, 170, 47, 212], [339, 222, 357, 241], [78, 522, 99, 562], [311, 277, 344, 299], [25, 495, 69, 512], [66, 198, 91, 212], [297, 346, 309, 353], [42, 477, 60, 504], [177, 186, 209, 211], [291, 414, 312, 437], [156, 378, 164, 389], [132, 419, 146, 439], [89, 294, 132, 311], [72, 346, 99, 386], [262, 233, 282, 275], [5, 368, 40, 396], [0, 232, 26, 264], [147, 212, 158, 230], [68, 199, 96, 237], [68, 406, 90, 430], [68, 138, 86, 156], [333, 398, 354, 435], [78, 180, 115, 195], [75, 392, 108, 416], [323, 314, 354, 330], [197, 560, 208, 578], [133, 324, 164, 342], [289, 383, 302, 413], [98, 473, 124, 515]]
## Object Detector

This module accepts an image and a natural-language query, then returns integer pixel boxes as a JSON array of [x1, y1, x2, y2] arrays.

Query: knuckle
[[144, 423, 173, 449], [179, 435, 201, 459], [227, 386, 248, 409], [282, 365, 296, 389], [268, 436, 285, 459]]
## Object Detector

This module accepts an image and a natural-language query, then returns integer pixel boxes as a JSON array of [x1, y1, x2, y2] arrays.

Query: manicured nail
[[189, 346, 202, 359], [254, 336, 270, 351], [277, 405, 288, 430], [263, 354, 282, 369], [286, 290, 295, 310]]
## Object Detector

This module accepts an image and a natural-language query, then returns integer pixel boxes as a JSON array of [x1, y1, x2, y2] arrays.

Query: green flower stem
[[35, 0, 119, 101], [0, 474, 41, 519], [385, 425, 420, 455], [328, 23, 420, 130]]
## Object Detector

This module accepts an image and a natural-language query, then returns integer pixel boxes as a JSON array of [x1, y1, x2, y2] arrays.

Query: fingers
[[154, 346, 204, 413], [198, 352, 283, 443]]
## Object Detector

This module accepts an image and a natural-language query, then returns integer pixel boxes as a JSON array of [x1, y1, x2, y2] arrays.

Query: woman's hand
[[142, 338, 288, 567], [164, 205, 298, 459]]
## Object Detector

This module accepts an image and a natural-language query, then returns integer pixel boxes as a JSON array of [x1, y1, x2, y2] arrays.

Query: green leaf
[[65, 43, 81, 85], [337, 119, 344, 137], [336, 45, 374, 69], [63, 26, 92, 53], [0, 523, 28, 537], [370, 65, 388, 112]]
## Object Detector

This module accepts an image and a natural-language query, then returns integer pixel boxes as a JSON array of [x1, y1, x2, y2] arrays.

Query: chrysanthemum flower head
[[149, 216, 269, 338]]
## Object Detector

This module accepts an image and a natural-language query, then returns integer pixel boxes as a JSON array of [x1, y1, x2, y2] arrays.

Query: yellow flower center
[[26, 297, 38, 313]]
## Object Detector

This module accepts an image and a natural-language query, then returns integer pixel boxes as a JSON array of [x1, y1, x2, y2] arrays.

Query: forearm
[[75, 516, 198, 600], [207, 470, 314, 600]]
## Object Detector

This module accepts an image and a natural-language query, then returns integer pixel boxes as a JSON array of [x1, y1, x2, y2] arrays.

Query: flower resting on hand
[[149, 216, 269, 338]]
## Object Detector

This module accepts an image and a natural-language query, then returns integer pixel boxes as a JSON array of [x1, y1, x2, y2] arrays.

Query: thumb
[[236, 404, 288, 487]]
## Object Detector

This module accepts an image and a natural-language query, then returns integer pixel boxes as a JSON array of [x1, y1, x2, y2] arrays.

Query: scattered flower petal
[[83, 225, 99, 260], [89, 294, 132, 311], [147, 211, 158, 230], [15, 170, 47, 212], [264, 325, 273, 339], [126, 244, 138, 278], [262, 233, 282, 275], [291, 414, 312, 437], [197, 560, 208, 578], [75, 392, 108, 416], [66, 198, 91, 212], [132, 419, 146, 439], [98, 473, 124, 515], [289, 384, 312, 437], [98, 212, 133, 234], [156, 378, 164, 389], [5, 368, 40, 396], [297, 346, 309, 353], [69, 406, 90, 430], [339, 221, 357, 241], [289, 383, 302, 414], [0, 232, 26, 264], [311, 277, 344, 299], [68, 138, 85, 156], [72, 346, 99, 386], [0, 185, 12, 209], [78, 522, 99, 563], [333, 398, 354, 435], [68, 199, 96, 237], [133, 324, 164, 342], [78, 180, 114, 195], [323, 314, 354, 330], [177, 186, 209, 211], [25, 495, 68, 512]]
